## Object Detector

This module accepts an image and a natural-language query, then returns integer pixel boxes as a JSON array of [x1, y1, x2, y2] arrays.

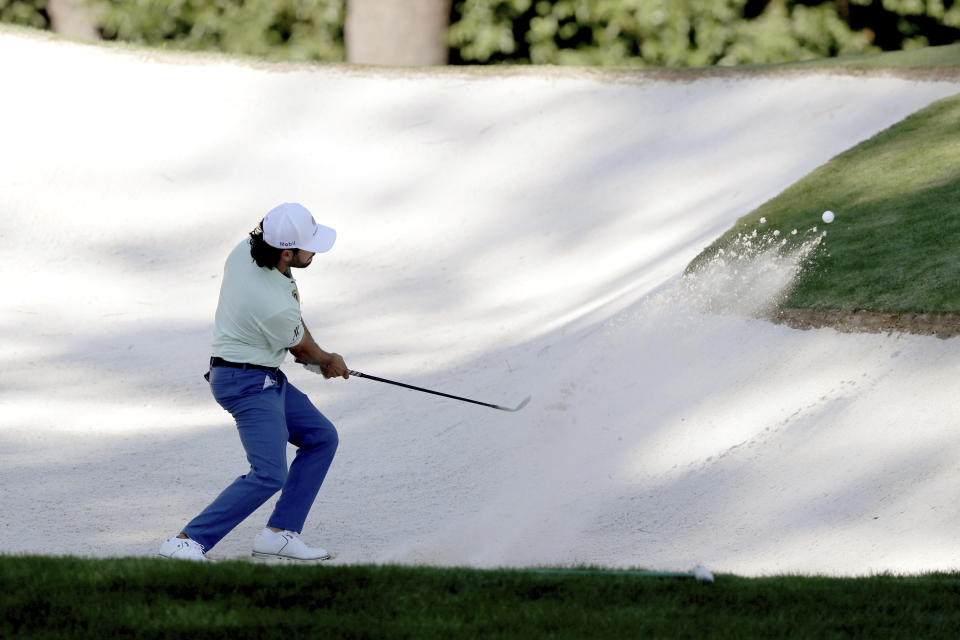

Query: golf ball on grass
[[692, 565, 714, 583], [822, 210, 835, 223]]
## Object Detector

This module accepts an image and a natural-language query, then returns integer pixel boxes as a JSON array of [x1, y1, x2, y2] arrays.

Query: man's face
[[290, 250, 315, 268]]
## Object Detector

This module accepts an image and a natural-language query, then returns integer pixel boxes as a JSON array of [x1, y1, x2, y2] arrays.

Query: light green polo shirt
[[211, 239, 305, 367]]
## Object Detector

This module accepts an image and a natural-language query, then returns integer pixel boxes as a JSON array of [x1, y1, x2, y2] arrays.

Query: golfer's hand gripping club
[[300, 356, 349, 379]]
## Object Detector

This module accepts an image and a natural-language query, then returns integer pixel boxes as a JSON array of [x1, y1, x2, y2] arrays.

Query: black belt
[[210, 357, 279, 373]]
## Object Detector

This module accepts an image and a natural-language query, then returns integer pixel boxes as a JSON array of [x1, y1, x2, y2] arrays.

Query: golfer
[[160, 202, 347, 561]]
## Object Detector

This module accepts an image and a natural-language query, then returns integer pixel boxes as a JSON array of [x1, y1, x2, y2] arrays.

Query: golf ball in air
[[822, 210, 835, 223]]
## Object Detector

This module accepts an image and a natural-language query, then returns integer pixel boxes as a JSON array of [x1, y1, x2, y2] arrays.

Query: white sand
[[2, 30, 959, 575]]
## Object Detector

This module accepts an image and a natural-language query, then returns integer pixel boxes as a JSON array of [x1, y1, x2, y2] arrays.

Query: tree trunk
[[346, 0, 451, 66], [47, 0, 99, 40]]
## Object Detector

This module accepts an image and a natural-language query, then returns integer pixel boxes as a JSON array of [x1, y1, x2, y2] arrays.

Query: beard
[[291, 253, 314, 268]]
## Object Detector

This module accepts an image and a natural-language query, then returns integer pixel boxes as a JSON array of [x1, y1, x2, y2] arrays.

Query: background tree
[[3, 0, 959, 66], [0, 0, 48, 28], [47, 0, 98, 39], [448, 0, 875, 65], [447, 0, 960, 66], [846, 0, 960, 50], [94, 0, 345, 62], [345, 0, 452, 65]]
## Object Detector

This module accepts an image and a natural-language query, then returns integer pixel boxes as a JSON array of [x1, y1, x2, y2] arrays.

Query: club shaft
[[348, 370, 504, 410]]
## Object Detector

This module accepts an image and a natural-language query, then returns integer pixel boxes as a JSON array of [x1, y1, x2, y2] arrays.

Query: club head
[[499, 395, 531, 412]]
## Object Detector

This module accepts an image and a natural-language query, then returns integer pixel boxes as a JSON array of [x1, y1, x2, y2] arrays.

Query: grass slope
[[777, 42, 960, 70], [4, 556, 960, 639], [689, 89, 960, 314]]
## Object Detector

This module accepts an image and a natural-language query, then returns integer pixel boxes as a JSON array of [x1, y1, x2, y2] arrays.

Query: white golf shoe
[[158, 537, 207, 561], [252, 528, 331, 561]]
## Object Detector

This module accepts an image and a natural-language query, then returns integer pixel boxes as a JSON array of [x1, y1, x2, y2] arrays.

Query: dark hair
[[249, 219, 298, 268]]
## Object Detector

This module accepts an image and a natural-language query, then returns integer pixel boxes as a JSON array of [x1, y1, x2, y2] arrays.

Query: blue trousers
[[183, 365, 339, 551]]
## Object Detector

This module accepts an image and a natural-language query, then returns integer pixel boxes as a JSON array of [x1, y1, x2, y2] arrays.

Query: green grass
[[743, 42, 960, 71], [785, 42, 960, 70], [688, 90, 960, 313], [3, 556, 960, 639]]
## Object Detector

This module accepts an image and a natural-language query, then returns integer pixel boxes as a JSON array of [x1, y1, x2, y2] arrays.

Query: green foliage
[[93, 0, 345, 62], [448, 0, 960, 66], [723, 2, 877, 65], [449, 0, 886, 66], [0, 0, 48, 29], [852, 0, 960, 47], [3, 0, 960, 67], [688, 91, 960, 313]]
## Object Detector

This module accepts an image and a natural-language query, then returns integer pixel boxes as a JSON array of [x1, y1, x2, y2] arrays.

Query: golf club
[[349, 370, 531, 412], [298, 360, 530, 412]]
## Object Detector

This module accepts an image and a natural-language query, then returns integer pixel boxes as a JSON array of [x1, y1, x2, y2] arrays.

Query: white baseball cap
[[262, 203, 336, 253]]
